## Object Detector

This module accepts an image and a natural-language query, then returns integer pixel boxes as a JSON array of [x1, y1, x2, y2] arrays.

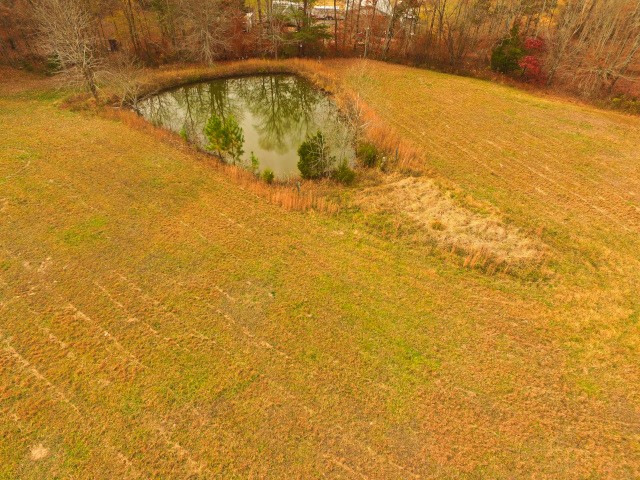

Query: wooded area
[[2, 0, 639, 99]]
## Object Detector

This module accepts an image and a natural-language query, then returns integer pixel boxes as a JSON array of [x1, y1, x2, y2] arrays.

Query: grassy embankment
[[1, 60, 639, 478]]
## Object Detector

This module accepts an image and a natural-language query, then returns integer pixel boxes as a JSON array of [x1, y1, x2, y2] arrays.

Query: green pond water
[[137, 74, 354, 178]]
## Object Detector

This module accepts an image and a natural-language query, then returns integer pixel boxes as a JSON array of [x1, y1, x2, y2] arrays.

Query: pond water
[[137, 74, 354, 179]]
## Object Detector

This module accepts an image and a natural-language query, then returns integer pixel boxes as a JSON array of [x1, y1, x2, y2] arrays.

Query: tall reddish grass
[[332, 89, 424, 171]]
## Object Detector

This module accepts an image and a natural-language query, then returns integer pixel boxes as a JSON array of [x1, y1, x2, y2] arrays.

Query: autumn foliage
[[520, 37, 546, 84]]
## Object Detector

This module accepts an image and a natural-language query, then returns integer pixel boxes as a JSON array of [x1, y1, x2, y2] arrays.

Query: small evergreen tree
[[261, 168, 275, 184], [204, 114, 225, 156], [297, 131, 334, 179], [204, 114, 245, 163], [491, 25, 524, 74], [332, 159, 356, 185], [249, 151, 260, 174], [290, 6, 331, 56], [225, 116, 244, 163], [357, 142, 379, 168]]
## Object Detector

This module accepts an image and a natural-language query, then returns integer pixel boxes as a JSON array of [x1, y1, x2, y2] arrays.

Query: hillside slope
[[1, 64, 638, 478]]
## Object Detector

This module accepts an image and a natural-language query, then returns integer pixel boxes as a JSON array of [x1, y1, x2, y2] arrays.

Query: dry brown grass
[[2, 62, 639, 479], [0, 66, 58, 95], [356, 175, 547, 271]]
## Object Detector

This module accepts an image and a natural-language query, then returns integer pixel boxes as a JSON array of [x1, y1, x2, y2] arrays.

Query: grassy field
[[1, 60, 639, 478]]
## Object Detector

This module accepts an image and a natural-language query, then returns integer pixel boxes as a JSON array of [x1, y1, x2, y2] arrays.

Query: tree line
[[1, 0, 639, 99]]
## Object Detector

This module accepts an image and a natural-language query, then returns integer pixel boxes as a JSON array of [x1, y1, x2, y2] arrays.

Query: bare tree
[[33, 0, 103, 99], [176, 0, 241, 65], [543, 0, 640, 96], [334, 0, 339, 53], [544, 0, 596, 85], [382, 0, 400, 59], [363, 0, 381, 57], [150, 0, 179, 49], [575, 0, 640, 96], [259, 0, 295, 59], [104, 53, 142, 107], [352, 0, 364, 52], [121, 0, 141, 54]]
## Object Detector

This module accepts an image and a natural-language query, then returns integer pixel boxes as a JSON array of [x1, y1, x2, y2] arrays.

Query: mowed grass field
[[1, 61, 639, 478]]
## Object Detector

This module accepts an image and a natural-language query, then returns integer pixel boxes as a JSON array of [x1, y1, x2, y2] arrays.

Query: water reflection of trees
[[178, 82, 244, 142], [138, 74, 353, 165], [233, 75, 322, 154]]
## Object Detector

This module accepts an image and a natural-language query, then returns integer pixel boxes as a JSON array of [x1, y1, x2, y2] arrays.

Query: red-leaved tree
[[520, 37, 546, 84]]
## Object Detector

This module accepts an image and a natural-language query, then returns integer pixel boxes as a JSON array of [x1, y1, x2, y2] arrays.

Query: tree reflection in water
[[137, 74, 354, 178]]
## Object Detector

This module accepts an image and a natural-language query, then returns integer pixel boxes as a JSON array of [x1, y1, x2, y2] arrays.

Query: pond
[[137, 74, 355, 179]]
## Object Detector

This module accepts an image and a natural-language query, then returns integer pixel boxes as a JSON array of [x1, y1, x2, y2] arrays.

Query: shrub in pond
[[204, 114, 244, 164], [261, 168, 275, 184], [332, 160, 356, 185], [297, 131, 335, 180], [357, 142, 379, 168]]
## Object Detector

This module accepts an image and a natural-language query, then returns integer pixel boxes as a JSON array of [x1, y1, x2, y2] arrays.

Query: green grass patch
[[60, 216, 108, 247]]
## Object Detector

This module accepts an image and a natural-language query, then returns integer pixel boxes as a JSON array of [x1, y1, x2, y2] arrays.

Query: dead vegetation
[[356, 175, 547, 271]]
